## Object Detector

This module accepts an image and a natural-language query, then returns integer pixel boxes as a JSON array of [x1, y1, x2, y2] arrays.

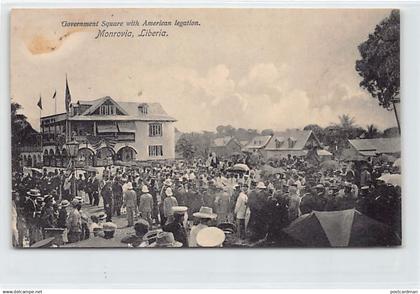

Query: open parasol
[[378, 173, 401, 187], [227, 163, 250, 172], [283, 209, 400, 247]]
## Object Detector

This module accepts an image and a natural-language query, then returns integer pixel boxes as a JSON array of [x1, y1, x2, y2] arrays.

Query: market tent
[[283, 209, 400, 247]]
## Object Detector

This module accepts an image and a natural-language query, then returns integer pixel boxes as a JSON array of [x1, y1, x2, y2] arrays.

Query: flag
[[65, 76, 72, 112], [52, 90, 57, 99], [37, 96, 42, 110]]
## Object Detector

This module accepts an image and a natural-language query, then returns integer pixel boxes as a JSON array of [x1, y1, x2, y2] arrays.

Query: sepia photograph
[[10, 8, 401, 248]]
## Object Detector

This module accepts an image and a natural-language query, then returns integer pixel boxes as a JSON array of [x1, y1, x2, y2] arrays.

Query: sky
[[10, 8, 397, 132]]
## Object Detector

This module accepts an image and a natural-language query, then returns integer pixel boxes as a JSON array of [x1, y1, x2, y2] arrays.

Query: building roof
[[349, 138, 401, 154], [211, 136, 239, 147], [264, 130, 320, 151], [244, 135, 272, 149], [69, 96, 176, 122]]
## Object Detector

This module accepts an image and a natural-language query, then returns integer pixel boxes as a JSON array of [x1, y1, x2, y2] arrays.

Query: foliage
[[356, 10, 400, 110], [175, 136, 196, 160], [11, 102, 29, 170], [363, 124, 381, 139]]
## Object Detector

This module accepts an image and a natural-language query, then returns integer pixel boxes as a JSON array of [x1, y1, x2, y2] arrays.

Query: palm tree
[[337, 114, 356, 129], [364, 124, 380, 139]]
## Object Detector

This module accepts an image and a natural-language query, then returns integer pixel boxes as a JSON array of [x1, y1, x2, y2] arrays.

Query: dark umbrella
[[283, 209, 400, 247]]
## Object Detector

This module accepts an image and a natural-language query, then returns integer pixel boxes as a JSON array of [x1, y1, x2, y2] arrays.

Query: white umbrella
[[378, 173, 401, 187], [229, 163, 250, 172], [393, 158, 401, 168]]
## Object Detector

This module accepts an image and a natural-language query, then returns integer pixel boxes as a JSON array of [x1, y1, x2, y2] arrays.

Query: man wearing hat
[[158, 178, 173, 226], [163, 188, 178, 225], [214, 186, 230, 224], [138, 185, 154, 226], [163, 206, 189, 247], [101, 178, 113, 222], [66, 199, 82, 243], [189, 206, 217, 247], [123, 182, 137, 227], [57, 200, 69, 229], [234, 186, 248, 240], [24, 189, 43, 245], [112, 176, 123, 216], [247, 182, 269, 241], [40, 195, 56, 237], [121, 219, 151, 247]]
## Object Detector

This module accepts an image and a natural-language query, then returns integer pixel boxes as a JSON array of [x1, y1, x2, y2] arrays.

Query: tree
[[364, 124, 380, 139], [356, 10, 400, 133], [303, 124, 325, 143], [337, 114, 356, 129], [383, 126, 399, 138], [175, 136, 195, 160], [261, 129, 274, 136], [11, 102, 29, 171]]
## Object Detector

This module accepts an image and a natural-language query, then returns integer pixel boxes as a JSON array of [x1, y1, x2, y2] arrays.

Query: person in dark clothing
[[101, 179, 113, 222], [90, 173, 100, 206], [162, 206, 189, 247], [112, 177, 123, 216], [247, 182, 270, 241]]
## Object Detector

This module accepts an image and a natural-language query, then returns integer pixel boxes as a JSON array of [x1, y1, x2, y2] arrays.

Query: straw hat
[[165, 187, 173, 196], [141, 185, 149, 193], [164, 179, 173, 186], [193, 206, 217, 219], [60, 200, 70, 208], [126, 182, 133, 190], [27, 189, 41, 197], [97, 213, 107, 221], [148, 232, 182, 248], [171, 206, 188, 215], [196, 227, 226, 248], [256, 182, 266, 189]]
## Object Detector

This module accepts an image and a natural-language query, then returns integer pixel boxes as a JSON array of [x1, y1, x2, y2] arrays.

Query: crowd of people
[[11, 152, 402, 248]]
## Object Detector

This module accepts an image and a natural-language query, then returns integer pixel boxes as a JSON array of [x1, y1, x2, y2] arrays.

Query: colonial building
[[341, 137, 401, 161], [243, 135, 272, 153], [262, 130, 322, 159], [209, 136, 242, 158], [40, 96, 176, 167]]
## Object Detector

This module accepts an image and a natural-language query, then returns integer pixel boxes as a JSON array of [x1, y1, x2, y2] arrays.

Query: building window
[[99, 104, 116, 115], [149, 145, 163, 157], [275, 139, 284, 149], [139, 104, 148, 115], [149, 123, 162, 137], [288, 137, 296, 148]]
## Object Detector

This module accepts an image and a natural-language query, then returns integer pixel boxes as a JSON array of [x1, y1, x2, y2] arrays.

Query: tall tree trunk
[[392, 101, 401, 135]]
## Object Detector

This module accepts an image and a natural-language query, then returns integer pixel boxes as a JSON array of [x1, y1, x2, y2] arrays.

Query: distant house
[[262, 130, 322, 159], [210, 136, 242, 158], [341, 137, 401, 160], [243, 135, 273, 153]]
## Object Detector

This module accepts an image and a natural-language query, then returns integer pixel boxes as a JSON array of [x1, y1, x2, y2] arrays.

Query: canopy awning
[[97, 123, 118, 133], [117, 121, 136, 133]]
